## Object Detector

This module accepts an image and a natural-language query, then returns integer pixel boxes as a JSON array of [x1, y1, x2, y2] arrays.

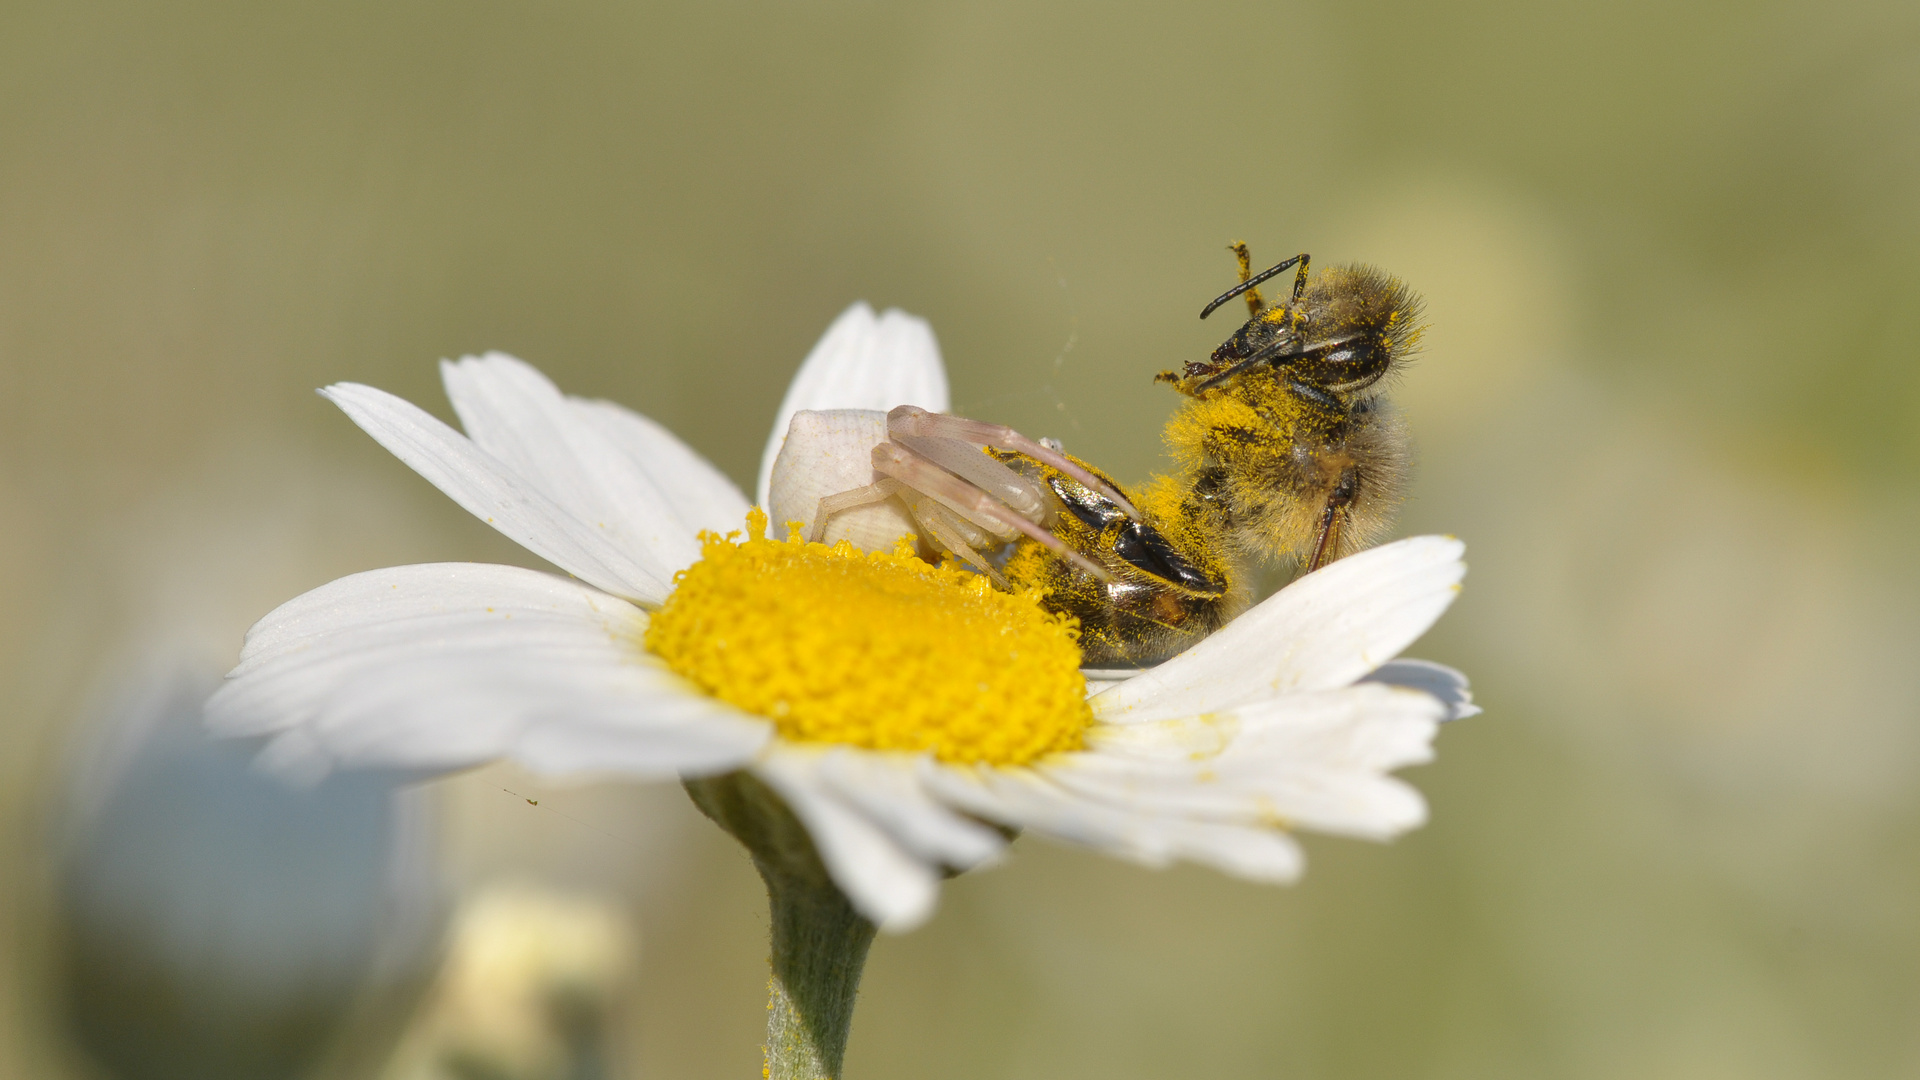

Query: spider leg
[[872, 440, 1114, 582], [810, 477, 905, 544], [887, 406, 1140, 520], [892, 432, 1052, 522], [811, 475, 1003, 584], [902, 494, 1009, 587]]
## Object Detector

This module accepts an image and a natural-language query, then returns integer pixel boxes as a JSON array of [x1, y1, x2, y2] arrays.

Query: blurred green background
[[6, 1, 1920, 1077]]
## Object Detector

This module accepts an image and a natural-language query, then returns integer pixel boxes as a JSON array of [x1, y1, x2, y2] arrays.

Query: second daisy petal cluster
[[207, 302, 1472, 931]]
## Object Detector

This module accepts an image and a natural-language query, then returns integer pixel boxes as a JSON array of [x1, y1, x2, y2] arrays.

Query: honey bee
[[806, 243, 1424, 668]]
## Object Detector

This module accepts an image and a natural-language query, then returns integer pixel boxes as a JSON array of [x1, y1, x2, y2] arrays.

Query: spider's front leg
[[804, 407, 1118, 583], [885, 407, 1139, 520], [806, 473, 1008, 582], [867, 441, 1111, 581]]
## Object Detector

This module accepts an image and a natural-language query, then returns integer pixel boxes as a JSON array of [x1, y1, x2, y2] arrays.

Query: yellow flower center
[[645, 509, 1090, 765]]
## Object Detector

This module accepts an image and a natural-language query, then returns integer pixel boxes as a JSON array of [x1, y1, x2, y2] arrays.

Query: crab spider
[[809, 406, 1137, 584]]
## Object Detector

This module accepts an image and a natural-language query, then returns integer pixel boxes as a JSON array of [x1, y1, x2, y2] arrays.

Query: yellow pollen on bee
[[644, 508, 1091, 766]]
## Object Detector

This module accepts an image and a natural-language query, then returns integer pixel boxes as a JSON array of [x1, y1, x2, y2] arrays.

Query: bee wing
[[1111, 521, 1224, 595], [1045, 479, 1223, 596]]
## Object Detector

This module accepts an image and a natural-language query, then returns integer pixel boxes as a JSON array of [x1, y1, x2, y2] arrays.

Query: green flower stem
[[762, 863, 877, 1079], [686, 772, 878, 1080]]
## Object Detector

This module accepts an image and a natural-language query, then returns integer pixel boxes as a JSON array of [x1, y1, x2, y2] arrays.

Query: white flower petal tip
[[1066, 683, 1441, 843], [755, 749, 955, 932], [920, 764, 1308, 882], [767, 409, 918, 550], [818, 751, 1008, 871], [1090, 535, 1467, 724], [569, 396, 751, 542], [756, 302, 949, 510], [319, 383, 673, 606], [437, 353, 710, 576], [206, 562, 769, 788], [1361, 659, 1480, 721]]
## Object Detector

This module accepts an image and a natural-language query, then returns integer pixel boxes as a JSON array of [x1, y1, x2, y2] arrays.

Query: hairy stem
[[762, 863, 877, 1079], [685, 772, 877, 1080]]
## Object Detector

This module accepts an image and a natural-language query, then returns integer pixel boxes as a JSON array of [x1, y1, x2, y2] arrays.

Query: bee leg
[[809, 477, 905, 543], [871, 440, 1115, 582], [1229, 241, 1266, 316], [1306, 470, 1359, 573], [886, 405, 1140, 520], [1286, 379, 1343, 412]]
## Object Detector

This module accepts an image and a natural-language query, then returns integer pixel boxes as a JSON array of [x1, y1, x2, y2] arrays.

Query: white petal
[[807, 747, 1006, 870], [322, 383, 672, 605], [570, 396, 752, 542], [1361, 658, 1480, 720], [754, 747, 942, 932], [756, 303, 948, 509], [1092, 535, 1466, 724], [1091, 684, 1443, 771], [207, 563, 768, 784], [767, 409, 920, 549], [921, 763, 1303, 883], [1081, 673, 1134, 697], [251, 727, 332, 788], [1049, 758, 1430, 843], [439, 353, 703, 575], [1073, 685, 1443, 840]]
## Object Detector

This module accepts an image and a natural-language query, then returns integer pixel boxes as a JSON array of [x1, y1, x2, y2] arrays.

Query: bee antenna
[[1200, 253, 1309, 320]]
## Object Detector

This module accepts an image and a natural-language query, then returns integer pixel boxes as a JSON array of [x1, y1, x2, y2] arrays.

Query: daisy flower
[[208, 301, 1471, 1080]]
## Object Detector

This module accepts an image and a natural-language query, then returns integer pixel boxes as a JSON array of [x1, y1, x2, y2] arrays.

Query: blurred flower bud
[[382, 882, 634, 1080], [54, 656, 444, 1080]]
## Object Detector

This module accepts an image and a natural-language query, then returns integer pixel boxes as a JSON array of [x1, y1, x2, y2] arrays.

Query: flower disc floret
[[645, 510, 1091, 765]]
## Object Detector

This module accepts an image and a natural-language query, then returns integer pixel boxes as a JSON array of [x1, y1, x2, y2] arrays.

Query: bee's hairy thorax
[[1157, 376, 1406, 576]]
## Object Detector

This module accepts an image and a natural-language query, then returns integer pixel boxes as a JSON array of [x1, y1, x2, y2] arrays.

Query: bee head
[[1180, 264, 1422, 397]]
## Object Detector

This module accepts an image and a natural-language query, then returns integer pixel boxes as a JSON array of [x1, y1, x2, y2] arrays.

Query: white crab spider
[[794, 405, 1139, 585]]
